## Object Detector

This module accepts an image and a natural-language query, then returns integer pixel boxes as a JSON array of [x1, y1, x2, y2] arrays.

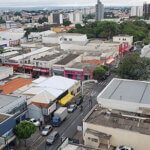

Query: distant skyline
[[0, 0, 149, 7]]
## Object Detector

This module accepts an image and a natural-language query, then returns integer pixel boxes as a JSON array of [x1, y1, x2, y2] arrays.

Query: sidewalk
[[16, 128, 41, 150]]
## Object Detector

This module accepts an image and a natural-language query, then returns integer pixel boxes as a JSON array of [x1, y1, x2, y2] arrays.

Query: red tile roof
[[82, 59, 104, 65], [0, 78, 32, 94]]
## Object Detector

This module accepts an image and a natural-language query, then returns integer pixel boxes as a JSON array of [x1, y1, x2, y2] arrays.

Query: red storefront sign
[[22, 65, 33, 70], [33, 67, 49, 72], [3, 63, 19, 69]]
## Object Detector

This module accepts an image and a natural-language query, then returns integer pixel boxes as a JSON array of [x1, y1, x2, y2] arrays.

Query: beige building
[[113, 35, 133, 46], [83, 105, 150, 150]]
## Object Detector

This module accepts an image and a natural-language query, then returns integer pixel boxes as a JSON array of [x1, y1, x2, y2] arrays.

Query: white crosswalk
[[98, 81, 108, 85]]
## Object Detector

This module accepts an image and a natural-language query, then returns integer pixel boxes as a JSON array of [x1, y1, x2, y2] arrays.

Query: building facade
[[96, 0, 104, 21]]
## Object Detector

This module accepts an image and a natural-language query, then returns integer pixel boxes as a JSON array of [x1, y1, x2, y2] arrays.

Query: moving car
[[75, 96, 83, 106], [41, 125, 53, 136], [46, 131, 59, 145], [68, 104, 77, 113], [115, 146, 133, 150], [30, 118, 40, 126]]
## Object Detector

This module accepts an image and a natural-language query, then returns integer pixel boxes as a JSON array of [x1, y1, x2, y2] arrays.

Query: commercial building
[[23, 76, 80, 122], [0, 113, 16, 150], [52, 54, 81, 76], [96, 0, 104, 21], [0, 66, 13, 80], [32, 52, 64, 77], [97, 78, 150, 113], [42, 33, 88, 45], [0, 95, 27, 124], [64, 62, 100, 81], [113, 35, 133, 46], [131, 6, 143, 17], [83, 105, 150, 150]]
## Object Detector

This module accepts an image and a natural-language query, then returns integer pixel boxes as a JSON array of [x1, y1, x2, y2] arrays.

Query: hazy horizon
[[0, 0, 148, 8]]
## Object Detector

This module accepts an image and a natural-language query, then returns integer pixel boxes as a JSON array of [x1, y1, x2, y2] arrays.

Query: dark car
[[75, 96, 83, 106], [46, 131, 59, 145]]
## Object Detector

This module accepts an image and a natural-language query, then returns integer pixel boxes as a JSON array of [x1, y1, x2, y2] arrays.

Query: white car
[[41, 125, 53, 136], [30, 118, 40, 127], [68, 104, 77, 113], [115, 146, 133, 150]]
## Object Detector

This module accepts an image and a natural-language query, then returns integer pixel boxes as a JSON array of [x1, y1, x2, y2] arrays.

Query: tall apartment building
[[68, 11, 83, 24], [48, 13, 63, 25], [131, 6, 143, 17], [143, 2, 150, 19], [95, 0, 104, 21]]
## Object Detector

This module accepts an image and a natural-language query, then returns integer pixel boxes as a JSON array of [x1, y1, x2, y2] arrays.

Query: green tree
[[63, 19, 71, 26], [117, 53, 150, 80], [38, 17, 48, 24], [93, 66, 106, 81], [75, 24, 82, 29], [0, 46, 4, 54], [0, 19, 6, 24], [14, 121, 36, 146]]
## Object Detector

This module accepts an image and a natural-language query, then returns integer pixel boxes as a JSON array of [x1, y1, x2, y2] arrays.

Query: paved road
[[31, 75, 114, 150]]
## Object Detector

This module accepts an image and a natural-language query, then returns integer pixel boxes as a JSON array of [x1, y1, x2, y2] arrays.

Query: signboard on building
[[48, 103, 56, 115]]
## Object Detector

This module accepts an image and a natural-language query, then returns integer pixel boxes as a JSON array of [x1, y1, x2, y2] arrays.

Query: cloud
[[0, 0, 148, 7]]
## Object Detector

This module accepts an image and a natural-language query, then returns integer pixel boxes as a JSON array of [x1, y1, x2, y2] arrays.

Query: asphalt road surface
[[30, 75, 114, 150]]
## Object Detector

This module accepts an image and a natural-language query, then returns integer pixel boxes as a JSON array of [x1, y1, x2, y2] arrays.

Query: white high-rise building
[[96, 0, 104, 21], [131, 6, 143, 17], [68, 11, 83, 24], [48, 13, 63, 24]]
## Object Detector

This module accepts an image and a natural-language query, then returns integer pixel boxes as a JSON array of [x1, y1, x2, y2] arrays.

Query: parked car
[[30, 118, 40, 127], [41, 125, 53, 136], [68, 104, 77, 113], [75, 96, 83, 106], [115, 146, 133, 150], [46, 131, 59, 145]]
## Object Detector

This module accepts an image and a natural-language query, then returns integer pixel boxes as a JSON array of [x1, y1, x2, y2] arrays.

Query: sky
[[0, 0, 149, 7]]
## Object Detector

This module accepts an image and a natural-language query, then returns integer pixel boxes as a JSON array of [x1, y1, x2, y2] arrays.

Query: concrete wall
[[27, 104, 44, 121], [83, 122, 150, 150], [0, 67, 13, 80]]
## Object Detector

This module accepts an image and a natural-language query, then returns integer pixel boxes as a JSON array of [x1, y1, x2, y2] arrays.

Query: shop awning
[[59, 94, 74, 106], [106, 58, 115, 65]]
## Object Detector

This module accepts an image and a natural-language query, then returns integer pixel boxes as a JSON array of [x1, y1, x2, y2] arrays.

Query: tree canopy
[[38, 17, 48, 24], [14, 121, 36, 146], [63, 19, 71, 26], [93, 66, 107, 81], [117, 53, 150, 80], [69, 20, 150, 42]]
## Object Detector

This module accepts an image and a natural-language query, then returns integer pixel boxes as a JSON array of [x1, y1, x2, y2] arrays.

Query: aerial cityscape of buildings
[[0, 0, 149, 150]]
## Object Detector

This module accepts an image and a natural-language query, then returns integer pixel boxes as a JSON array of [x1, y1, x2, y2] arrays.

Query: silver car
[[46, 131, 59, 145], [41, 125, 53, 136]]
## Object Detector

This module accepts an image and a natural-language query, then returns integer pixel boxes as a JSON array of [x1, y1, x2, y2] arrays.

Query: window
[[64, 38, 67, 41], [88, 137, 98, 143], [69, 38, 72, 41]]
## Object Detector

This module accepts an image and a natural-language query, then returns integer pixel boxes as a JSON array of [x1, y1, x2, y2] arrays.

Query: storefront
[[22, 65, 33, 74], [32, 67, 50, 78], [3, 63, 19, 71], [52, 66, 64, 76], [64, 70, 84, 81]]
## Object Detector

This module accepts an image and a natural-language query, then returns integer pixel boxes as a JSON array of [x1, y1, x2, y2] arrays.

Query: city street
[[30, 75, 114, 150]]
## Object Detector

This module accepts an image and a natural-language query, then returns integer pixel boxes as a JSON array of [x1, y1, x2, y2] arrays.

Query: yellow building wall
[[86, 123, 150, 150], [51, 27, 63, 32]]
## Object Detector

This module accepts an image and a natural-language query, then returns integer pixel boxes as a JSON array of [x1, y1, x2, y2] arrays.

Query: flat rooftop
[[35, 53, 62, 61], [0, 113, 11, 123], [86, 105, 150, 135], [68, 62, 99, 70], [55, 54, 79, 65], [98, 78, 150, 105], [0, 66, 12, 71], [0, 95, 18, 109]]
